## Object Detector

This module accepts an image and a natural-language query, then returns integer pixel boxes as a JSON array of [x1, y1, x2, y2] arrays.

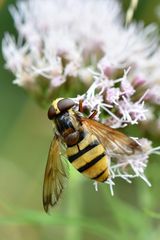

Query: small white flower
[[132, 74, 146, 87], [106, 88, 120, 104], [118, 96, 147, 124], [145, 85, 160, 105], [78, 68, 93, 85], [64, 62, 79, 78], [98, 57, 115, 77], [108, 138, 154, 186], [51, 76, 65, 88], [121, 79, 135, 97]]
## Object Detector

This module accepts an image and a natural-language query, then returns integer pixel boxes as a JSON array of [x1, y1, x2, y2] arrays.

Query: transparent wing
[[81, 118, 140, 155], [43, 134, 69, 213]]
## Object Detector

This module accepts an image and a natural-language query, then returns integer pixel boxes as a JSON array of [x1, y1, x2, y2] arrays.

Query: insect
[[43, 98, 140, 212]]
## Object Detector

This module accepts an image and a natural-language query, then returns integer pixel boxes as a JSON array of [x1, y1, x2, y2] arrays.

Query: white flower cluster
[[75, 70, 160, 192], [2, 0, 160, 107], [107, 139, 160, 195], [75, 69, 147, 128], [2, 0, 122, 89]]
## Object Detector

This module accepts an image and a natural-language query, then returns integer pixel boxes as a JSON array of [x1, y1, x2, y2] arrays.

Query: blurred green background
[[0, 0, 160, 240]]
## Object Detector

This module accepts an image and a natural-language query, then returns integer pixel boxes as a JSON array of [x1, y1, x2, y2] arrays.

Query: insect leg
[[89, 110, 98, 119], [79, 99, 84, 113]]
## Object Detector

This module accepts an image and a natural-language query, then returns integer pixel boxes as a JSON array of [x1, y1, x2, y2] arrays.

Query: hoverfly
[[43, 98, 140, 212]]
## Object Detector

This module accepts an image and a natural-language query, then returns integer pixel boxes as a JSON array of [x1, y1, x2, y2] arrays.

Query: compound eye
[[48, 106, 56, 120], [58, 98, 75, 112]]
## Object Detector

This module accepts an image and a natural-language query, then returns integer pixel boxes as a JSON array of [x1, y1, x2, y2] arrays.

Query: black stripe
[[78, 152, 105, 172], [102, 176, 109, 182], [68, 140, 99, 163], [92, 168, 107, 180]]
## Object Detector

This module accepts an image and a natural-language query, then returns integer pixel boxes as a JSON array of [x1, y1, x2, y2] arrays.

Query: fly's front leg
[[79, 99, 97, 119], [89, 110, 98, 119], [78, 99, 84, 113]]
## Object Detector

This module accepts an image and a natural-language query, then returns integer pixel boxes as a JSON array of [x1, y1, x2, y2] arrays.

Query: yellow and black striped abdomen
[[66, 132, 109, 182]]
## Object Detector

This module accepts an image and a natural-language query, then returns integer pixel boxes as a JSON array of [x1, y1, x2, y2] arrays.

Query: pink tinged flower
[[78, 68, 93, 85], [121, 79, 135, 97], [106, 87, 120, 104], [132, 75, 146, 87], [75, 69, 150, 127], [31, 58, 63, 80], [64, 62, 79, 77], [98, 57, 115, 77], [144, 85, 160, 105], [2, 34, 29, 73], [51, 76, 65, 87], [118, 95, 147, 124]]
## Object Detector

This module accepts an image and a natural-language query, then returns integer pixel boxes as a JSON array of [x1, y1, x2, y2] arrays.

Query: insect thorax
[[54, 110, 82, 142]]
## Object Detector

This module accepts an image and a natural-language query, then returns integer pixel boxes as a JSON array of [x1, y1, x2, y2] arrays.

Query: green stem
[[125, 0, 139, 26]]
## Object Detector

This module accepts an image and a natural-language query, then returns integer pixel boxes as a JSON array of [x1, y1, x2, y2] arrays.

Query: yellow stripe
[[78, 133, 97, 150], [83, 155, 108, 177], [83, 154, 109, 182], [66, 145, 79, 156], [52, 98, 63, 114], [66, 133, 98, 157], [72, 144, 104, 169]]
